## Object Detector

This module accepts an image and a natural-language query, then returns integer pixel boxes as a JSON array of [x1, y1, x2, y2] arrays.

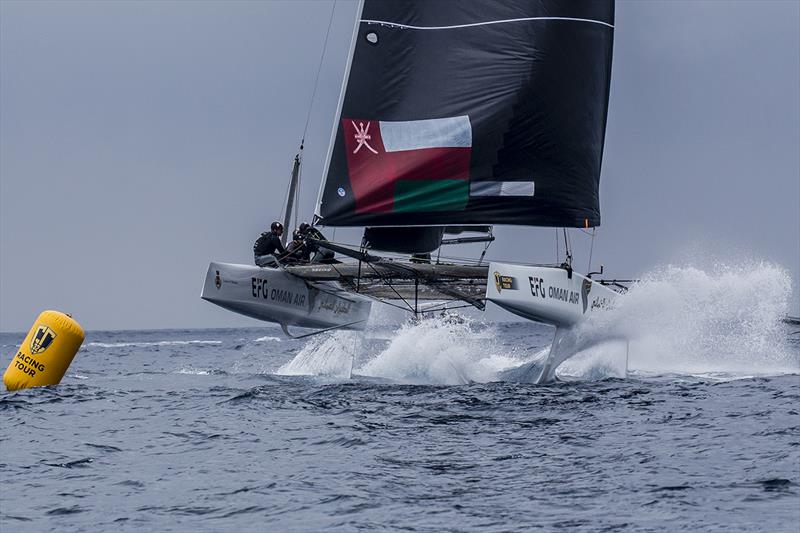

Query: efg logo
[[30, 325, 56, 355], [252, 277, 269, 299], [215, 270, 222, 289]]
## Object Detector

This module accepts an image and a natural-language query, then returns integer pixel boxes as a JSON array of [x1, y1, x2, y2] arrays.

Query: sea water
[[1, 263, 798, 531]]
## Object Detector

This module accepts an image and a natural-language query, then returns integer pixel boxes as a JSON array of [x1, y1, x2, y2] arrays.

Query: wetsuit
[[253, 232, 286, 267], [303, 227, 335, 263]]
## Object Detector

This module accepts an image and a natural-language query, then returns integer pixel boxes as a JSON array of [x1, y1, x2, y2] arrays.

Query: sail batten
[[316, 0, 615, 229], [359, 16, 615, 31]]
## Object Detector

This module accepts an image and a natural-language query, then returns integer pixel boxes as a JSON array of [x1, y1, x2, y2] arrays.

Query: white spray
[[276, 331, 361, 378], [276, 315, 533, 384], [562, 261, 797, 378], [276, 261, 797, 383]]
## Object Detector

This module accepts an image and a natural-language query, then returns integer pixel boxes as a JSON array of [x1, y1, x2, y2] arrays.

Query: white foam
[[253, 336, 281, 343], [277, 315, 535, 385], [86, 340, 222, 348], [357, 318, 519, 384], [175, 368, 213, 375], [557, 341, 630, 381], [572, 261, 797, 378]]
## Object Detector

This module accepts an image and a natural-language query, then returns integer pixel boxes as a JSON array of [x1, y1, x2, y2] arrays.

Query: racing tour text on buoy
[[3, 310, 85, 391]]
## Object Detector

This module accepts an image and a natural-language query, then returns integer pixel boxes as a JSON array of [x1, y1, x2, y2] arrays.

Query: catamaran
[[202, 0, 629, 381]]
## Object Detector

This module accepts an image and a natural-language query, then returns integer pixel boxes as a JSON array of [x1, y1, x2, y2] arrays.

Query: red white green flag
[[342, 116, 472, 214]]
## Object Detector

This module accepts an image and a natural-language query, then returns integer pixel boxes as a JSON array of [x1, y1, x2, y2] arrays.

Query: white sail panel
[[380, 116, 472, 152]]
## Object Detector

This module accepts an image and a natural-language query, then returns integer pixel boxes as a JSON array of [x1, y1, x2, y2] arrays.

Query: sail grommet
[[365, 31, 379, 45]]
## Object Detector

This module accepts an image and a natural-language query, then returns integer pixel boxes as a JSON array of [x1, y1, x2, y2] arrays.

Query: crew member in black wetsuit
[[285, 229, 308, 262], [253, 221, 287, 267], [296, 222, 335, 263]]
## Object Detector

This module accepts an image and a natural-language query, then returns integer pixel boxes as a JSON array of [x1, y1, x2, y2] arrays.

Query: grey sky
[[1, 0, 798, 332]]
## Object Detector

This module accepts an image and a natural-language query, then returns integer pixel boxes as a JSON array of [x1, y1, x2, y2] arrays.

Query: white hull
[[486, 262, 617, 327], [486, 262, 621, 382], [201, 262, 371, 331], [202, 260, 622, 382]]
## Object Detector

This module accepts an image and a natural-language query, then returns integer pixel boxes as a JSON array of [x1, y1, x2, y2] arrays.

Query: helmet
[[298, 222, 311, 234], [270, 221, 284, 233]]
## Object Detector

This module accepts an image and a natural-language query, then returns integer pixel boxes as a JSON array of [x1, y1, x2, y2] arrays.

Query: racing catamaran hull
[[487, 262, 616, 327], [201, 262, 371, 331], [487, 262, 620, 382]]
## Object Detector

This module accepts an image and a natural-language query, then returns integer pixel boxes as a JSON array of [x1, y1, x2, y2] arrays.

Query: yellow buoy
[[3, 310, 85, 391]]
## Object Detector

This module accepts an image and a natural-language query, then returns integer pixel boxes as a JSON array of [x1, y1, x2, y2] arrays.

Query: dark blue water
[[1, 321, 798, 532]]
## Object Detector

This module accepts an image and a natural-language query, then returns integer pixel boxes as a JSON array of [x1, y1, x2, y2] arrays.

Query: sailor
[[285, 229, 308, 262], [296, 222, 335, 263], [253, 221, 287, 267]]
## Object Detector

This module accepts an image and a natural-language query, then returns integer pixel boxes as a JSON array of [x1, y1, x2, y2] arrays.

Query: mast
[[314, 0, 366, 224], [282, 154, 301, 246]]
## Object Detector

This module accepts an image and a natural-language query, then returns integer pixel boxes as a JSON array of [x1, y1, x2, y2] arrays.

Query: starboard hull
[[486, 262, 622, 383], [201, 262, 372, 331], [486, 262, 617, 327]]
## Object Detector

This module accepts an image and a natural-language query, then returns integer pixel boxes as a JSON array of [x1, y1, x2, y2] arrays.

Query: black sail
[[316, 0, 614, 228]]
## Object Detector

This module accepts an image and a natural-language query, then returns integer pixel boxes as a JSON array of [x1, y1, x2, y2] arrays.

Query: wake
[[275, 261, 798, 384]]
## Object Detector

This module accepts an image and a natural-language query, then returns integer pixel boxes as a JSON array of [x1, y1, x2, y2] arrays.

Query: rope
[[587, 227, 596, 273]]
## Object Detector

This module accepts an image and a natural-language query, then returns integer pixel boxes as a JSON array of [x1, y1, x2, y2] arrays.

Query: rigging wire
[[562, 227, 572, 267], [555, 228, 559, 263], [587, 227, 596, 273], [315, 237, 560, 268], [477, 231, 493, 265], [566, 228, 573, 255], [289, 1, 335, 229], [300, 0, 337, 145]]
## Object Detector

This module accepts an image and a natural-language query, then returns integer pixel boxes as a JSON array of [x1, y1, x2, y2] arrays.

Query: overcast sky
[[1, 0, 798, 332]]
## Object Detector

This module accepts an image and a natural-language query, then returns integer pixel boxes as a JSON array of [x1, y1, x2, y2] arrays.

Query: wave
[[175, 367, 228, 376], [253, 336, 281, 343], [85, 340, 222, 348]]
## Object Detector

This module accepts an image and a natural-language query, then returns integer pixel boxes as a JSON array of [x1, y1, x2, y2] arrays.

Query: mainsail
[[316, 0, 615, 228]]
